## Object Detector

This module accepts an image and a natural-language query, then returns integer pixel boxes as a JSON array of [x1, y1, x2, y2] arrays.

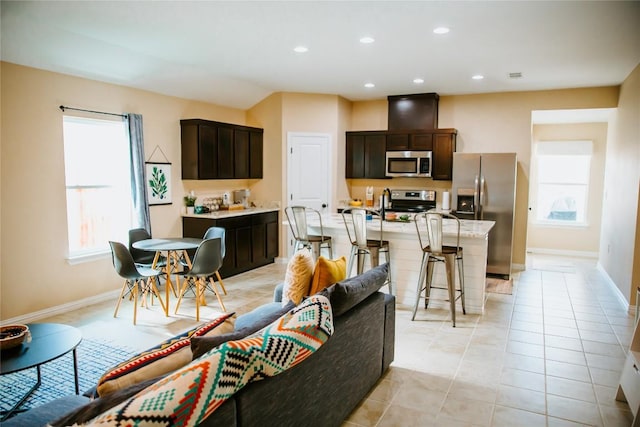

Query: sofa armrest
[[1, 395, 90, 427], [273, 282, 284, 302], [382, 293, 396, 373]]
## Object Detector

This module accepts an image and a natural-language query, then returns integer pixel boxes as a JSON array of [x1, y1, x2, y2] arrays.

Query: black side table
[[0, 323, 82, 421]]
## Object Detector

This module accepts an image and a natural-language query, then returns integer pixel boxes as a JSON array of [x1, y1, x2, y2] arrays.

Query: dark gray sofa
[[4, 264, 395, 427]]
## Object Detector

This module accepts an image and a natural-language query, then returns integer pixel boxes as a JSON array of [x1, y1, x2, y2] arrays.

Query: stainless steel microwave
[[385, 151, 432, 178]]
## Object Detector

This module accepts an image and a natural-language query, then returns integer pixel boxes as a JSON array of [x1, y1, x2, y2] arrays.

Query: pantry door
[[286, 132, 332, 255]]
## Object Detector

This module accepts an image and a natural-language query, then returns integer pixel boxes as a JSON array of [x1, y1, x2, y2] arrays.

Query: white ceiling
[[2, 1, 639, 110]]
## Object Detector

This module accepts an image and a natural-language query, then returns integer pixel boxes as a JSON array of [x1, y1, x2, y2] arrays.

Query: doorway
[[286, 132, 332, 255]]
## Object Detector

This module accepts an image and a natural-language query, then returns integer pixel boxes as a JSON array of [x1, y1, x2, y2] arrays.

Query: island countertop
[[312, 213, 495, 239]]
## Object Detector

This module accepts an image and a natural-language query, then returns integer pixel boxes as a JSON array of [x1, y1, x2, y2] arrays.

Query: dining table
[[132, 237, 203, 316]]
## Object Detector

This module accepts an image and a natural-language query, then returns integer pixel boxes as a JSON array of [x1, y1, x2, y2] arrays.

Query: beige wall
[[0, 62, 246, 319], [600, 63, 640, 305], [2, 59, 637, 320], [349, 87, 620, 269], [527, 123, 609, 254]]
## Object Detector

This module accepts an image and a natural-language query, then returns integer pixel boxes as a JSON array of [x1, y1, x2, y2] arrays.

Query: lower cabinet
[[183, 211, 279, 278]]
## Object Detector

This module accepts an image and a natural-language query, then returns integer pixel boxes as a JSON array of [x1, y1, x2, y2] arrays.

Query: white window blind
[[533, 140, 592, 225], [63, 116, 134, 259]]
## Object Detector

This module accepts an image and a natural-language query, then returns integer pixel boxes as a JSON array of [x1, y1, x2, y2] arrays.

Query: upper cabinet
[[346, 131, 387, 179], [181, 119, 263, 180], [346, 128, 456, 180]]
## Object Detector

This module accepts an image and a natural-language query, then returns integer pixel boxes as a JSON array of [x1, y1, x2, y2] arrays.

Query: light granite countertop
[[182, 207, 280, 220], [310, 213, 495, 238]]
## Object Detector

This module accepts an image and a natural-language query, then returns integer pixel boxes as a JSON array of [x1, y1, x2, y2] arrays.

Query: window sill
[[66, 250, 111, 265]]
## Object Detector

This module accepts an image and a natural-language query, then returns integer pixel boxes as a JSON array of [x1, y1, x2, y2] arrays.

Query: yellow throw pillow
[[309, 256, 347, 295], [282, 248, 315, 306]]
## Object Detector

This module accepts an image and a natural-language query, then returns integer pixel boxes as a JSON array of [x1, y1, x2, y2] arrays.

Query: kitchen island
[[306, 214, 495, 314]]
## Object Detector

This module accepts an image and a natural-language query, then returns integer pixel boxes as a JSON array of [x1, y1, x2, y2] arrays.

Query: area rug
[[486, 277, 513, 295], [0, 338, 137, 414]]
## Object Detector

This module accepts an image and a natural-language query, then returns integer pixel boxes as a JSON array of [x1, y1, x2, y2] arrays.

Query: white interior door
[[287, 132, 332, 254]]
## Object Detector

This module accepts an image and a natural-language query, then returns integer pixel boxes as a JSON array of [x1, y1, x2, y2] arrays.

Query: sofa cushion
[[96, 312, 235, 396], [309, 255, 347, 295], [88, 295, 334, 425], [281, 248, 314, 306], [1, 394, 90, 427], [321, 263, 389, 317], [191, 301, 295, 360]]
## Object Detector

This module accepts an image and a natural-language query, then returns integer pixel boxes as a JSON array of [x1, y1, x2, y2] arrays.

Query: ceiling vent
[[508, 72, 523, 79]]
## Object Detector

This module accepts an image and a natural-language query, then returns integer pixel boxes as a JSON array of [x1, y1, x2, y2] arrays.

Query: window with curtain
[[63, 115, 135, 258], [532, 140, 593, 225]]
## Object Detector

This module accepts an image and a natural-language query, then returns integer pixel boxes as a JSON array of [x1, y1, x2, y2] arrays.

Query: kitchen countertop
[[182, 207, 280, 219], [310, 213, 495, 238]]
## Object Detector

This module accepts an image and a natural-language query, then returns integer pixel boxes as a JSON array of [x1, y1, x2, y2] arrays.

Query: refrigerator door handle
[[479, 175, 486, 219], [474, 175, 480, 219]]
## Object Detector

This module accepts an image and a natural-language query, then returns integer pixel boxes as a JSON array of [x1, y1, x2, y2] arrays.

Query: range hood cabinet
[[387, 93, 439, 130]]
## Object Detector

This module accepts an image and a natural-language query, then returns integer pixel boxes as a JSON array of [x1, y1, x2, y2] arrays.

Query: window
[[533, 140, 592, 225], [63, 116, 134, 258]]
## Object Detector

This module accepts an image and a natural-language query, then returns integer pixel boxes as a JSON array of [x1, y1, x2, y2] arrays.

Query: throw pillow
[[87, 295, 334, 426], [321, 263, 389, 317], [192, 300, 295, 360], [281, 248, 315, 306], [96, 312, 235, 397], [309, 255, 347, 295]]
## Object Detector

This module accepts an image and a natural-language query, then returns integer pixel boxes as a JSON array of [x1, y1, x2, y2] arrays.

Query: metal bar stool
[[341, 207, 392, 295], [285, 206, 333, 259], [413, 210, 465, 326]]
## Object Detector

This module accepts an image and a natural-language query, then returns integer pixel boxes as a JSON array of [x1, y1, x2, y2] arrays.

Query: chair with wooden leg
[[175, 238, 227, 321], [412, 210, 465, 327], [179, 226, 228, 295], [109, 241, 165, 325], [128, 228, 171, 294]]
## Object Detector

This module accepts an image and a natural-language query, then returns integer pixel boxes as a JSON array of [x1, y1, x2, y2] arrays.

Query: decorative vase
[[186, 206, 194, 215]]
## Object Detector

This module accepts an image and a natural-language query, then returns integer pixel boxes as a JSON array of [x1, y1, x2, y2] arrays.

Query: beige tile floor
[[37, 254, 635, 426]]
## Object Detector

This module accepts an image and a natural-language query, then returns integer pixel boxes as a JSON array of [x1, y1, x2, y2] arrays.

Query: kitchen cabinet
[[180, 119, 263, 180], [386, 131, 433, 151], [345, 131, 387, 179], [346, 128, 455, 180], [182, 211, 278, 277], [432, 130, 457, 180]]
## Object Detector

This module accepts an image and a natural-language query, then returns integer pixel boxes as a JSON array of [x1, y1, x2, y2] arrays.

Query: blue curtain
[[127, 113, 151, 234]]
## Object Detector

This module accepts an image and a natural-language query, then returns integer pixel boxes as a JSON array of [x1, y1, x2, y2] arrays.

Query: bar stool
[[412, 210, 465, 326], [285, 206, 333, 259], [341, 207, 392, 295]]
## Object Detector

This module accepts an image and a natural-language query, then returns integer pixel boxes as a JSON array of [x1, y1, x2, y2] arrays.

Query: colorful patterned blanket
[[80, 295, 333, 426]]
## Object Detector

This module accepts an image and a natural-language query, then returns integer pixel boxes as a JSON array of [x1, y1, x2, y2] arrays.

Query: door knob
[[322, 203, 327, 208]]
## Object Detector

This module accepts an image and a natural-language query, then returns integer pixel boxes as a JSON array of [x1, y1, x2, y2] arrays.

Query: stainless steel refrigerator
[[452, 153, 517, 279]]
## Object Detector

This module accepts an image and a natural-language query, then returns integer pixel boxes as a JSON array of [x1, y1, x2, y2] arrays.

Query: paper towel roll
[[442, 191, 450, 210]]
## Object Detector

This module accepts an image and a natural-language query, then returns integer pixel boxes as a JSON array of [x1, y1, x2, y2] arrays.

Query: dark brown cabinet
[[181, 119, 263, 180], [346, 128, 456, 181], [182, 211, 278, 278], [386, 131, 433, 151], [345, 131, 387, 179], [432, 130, 457, 180]]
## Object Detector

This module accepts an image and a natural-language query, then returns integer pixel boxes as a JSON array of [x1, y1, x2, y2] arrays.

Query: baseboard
[[597, 261, 632, 313], [1, 289, 120, 326], [527, 247, 599, 258], [512, 263, 526, 272]]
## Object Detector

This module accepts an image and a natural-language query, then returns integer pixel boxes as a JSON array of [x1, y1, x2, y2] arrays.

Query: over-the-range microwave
[[385, 151, 432, 178]]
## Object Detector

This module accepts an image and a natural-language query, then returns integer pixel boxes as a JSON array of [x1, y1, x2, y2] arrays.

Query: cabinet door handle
[[633, 363, 638, 373]]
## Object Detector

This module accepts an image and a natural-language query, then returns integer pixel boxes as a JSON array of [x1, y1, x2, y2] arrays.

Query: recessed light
[[364, 83, 375, 88], [433, 27, 450, 35], [472, 74, 484, 80], [359, 36, 375, 44], [293, 46, 308, 53], [413, 78, 424, 84]]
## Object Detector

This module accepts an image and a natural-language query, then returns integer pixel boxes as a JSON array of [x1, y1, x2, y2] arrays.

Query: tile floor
[[37, 254, 635, 426]]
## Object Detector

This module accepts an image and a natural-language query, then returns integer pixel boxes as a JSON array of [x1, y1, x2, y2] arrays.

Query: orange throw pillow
[[309, 256, 347, 295]]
